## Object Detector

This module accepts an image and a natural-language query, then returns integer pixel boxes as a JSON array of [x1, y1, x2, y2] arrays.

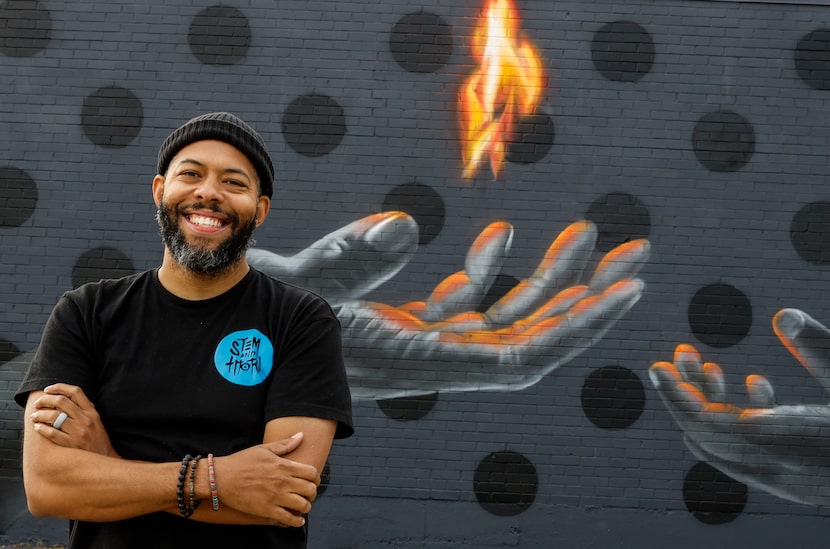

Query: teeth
[[189, 214, 223, 228]]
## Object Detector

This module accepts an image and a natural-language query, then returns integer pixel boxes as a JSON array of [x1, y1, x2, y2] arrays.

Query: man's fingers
[[43, 383, 95, 410], [33, 392, 85, 419], [264, 432, 304, 457], [32, 420, 74, 446], [30, 409, 70, 428], [270, 508, 307, 528]]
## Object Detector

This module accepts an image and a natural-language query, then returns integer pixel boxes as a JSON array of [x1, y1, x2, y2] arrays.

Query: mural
[[3, 0, 830, 545], [651, 308, 830, 506], [459, 0, 544, 180], [248, 214, 649, 399]]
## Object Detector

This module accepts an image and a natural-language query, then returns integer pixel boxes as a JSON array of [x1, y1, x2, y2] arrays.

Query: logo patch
[[214, 329, 274, 386]]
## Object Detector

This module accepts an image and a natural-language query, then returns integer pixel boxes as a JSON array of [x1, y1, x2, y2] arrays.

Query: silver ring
[[53, 411, 68, 431]]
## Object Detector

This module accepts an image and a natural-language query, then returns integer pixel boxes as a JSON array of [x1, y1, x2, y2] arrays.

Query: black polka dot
[[0, 166, 38, 228], [688, 283, 752, 348], [585, 193, 651, 253], [376, 393, 439, 421], [382, 183, 445, 246], [0, 338, 21, 365], [81, 87, 144, 149], [72, 247, 136, 288], [692, 111, 755, 172], [795, 29, 830, 91], [683, 462, 747, 525], [477, 274, 520, 313], [0, 0, 51, 58], [581, 366, 646, 430], [474, 451, 537, 517], [591, 20, 655, 82], [188, 5, 251, 66], [389, 11, 453, 73], [282, 94, 347, 158], [791, 201, 830, 265], [506, 112, 555, 166]]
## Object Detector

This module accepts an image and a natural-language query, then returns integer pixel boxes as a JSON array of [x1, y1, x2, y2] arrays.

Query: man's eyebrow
[[175, 159, 253, 182]]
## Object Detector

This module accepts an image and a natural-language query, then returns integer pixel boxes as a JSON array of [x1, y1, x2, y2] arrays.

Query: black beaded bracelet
[[177, 454, 193, 518], [189, 455, 202, 515]]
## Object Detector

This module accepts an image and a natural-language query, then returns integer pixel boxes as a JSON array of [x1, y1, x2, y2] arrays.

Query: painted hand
[[247, 211, 418, 305], [649, 308, 830, 506], [250, 215, 648, 400]]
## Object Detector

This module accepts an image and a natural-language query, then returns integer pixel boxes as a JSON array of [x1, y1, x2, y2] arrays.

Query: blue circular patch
[[214, 329, 274, 386]]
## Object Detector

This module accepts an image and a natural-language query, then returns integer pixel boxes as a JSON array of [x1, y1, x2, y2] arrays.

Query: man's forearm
[[24, 444, 181, 521], [24, 389, 322, 527]]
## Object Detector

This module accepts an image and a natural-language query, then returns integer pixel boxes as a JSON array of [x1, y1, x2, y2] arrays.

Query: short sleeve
[[14, 293, 98, 407], [264, 300, 353, 439]]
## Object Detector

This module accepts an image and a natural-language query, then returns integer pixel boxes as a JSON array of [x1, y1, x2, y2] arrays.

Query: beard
[[156, 199, 257, 277]]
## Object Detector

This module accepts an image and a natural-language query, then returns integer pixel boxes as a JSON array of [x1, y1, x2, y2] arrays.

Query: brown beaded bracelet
[[207, 453, 219, 511]]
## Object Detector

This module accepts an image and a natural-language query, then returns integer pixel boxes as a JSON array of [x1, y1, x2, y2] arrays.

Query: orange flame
[[459, 0, 544, 180]]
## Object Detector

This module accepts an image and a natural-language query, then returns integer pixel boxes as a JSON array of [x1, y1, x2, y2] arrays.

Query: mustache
[[177, 201, 238, 221], [165, 202, 250, 231]]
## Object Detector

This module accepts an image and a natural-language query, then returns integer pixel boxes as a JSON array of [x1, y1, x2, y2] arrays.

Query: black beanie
[[157, 112, 275, 198]]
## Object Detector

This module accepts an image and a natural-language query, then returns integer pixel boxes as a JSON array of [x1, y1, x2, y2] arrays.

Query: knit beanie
[[157, 112, 275, 197]]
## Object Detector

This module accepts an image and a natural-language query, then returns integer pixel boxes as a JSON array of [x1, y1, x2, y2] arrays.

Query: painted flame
[[459, 0, 544, 180]]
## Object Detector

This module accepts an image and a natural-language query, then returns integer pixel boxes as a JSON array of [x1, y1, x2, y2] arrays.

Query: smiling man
[[15, 112, 353, 549], [154, 114, 271, 283]]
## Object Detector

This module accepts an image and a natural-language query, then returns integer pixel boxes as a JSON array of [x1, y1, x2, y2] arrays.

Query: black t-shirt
[[16, 268, 353, 548]]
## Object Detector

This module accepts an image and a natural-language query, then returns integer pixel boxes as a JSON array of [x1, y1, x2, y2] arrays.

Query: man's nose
[[193, 175, 223, 201]]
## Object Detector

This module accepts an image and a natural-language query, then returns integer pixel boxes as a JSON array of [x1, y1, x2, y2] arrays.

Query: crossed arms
[[23, 384, 335, 526]]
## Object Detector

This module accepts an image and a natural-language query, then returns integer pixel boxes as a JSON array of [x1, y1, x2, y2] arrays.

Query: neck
[[157, 250, 251, 300]]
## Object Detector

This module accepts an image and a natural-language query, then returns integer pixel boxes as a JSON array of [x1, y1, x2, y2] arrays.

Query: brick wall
[[2, 0, 830, 546]]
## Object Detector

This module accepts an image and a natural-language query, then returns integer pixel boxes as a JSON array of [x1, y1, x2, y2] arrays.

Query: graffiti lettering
[[225, 336, 262, 377]]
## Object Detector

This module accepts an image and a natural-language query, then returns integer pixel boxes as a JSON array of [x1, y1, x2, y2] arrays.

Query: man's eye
[[181, 171, 199, 177], [227, 179, 246, 187]]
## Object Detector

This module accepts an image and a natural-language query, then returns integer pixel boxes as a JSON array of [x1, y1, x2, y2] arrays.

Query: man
[[14, 112, 354, 548]]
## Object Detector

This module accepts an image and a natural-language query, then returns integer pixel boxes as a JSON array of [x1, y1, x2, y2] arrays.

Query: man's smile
[[186, 213, 228, 231]]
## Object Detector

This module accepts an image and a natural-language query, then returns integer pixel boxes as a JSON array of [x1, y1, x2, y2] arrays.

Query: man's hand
[[649, 308, 830, 506], [250, 215, 649, 400], [212, 433, 320, 527], [30, 383, 119, 458]]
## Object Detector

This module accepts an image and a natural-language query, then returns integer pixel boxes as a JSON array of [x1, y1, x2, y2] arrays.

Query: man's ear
[[152, 174, 165, 207], [255, 195, 270, 227]]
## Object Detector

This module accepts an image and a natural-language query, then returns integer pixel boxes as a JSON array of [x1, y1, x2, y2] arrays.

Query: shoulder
[[62, 270, 156, 307]]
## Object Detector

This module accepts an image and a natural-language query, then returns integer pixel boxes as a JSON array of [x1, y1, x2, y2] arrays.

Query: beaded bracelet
[[189, 455, 202, 516], [176, 454, 193, 518], [207, 453, 220, 511]]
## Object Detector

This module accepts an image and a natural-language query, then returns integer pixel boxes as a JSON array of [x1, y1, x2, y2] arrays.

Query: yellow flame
[[460, 0, 544, 180]]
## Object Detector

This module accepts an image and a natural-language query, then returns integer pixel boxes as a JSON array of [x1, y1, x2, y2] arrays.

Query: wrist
[[176, 454, 203, 518], [194, 455, 211, 500]]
